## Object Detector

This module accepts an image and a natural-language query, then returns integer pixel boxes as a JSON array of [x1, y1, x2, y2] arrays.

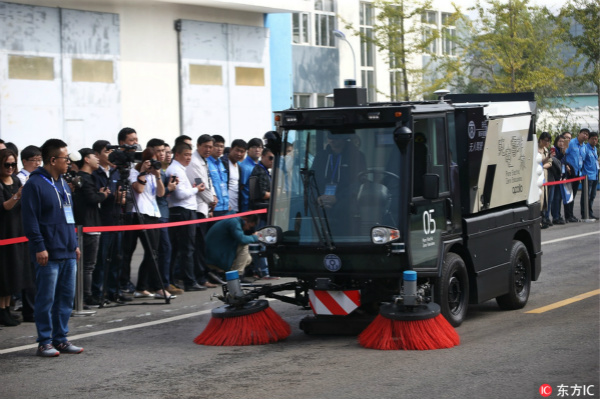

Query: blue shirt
[[565, 138, 587, 176], [582, 143, 599, 181], [239, 156, 258, 211], [207, 156, 229, 212]]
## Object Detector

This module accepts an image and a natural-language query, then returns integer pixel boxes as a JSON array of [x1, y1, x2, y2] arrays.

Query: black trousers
[[169, 207, 197, 287], [132, 214, 162, 292]]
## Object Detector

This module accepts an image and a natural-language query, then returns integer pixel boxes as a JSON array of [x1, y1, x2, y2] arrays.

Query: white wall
[[6, 0, 264, 147]]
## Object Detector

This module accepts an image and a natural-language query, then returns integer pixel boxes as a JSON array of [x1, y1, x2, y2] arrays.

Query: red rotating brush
[[359, 271, 459, 350], [194, 271, 290, 346]]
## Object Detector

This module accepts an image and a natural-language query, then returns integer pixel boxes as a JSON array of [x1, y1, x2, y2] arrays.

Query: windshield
[[272, 127, 402, 245]]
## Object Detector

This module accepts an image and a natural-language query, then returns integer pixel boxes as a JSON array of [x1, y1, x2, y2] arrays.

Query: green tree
[[343, 0, 435, 101], [557, 0, 600, 128], [455, 0, 569, 110]]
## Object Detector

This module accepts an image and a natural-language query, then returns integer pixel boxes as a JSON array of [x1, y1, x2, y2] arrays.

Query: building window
[[423, 26, 438, 54], [292, 12, 310, 44], [441, 13, 456, 56], [422, 10, 437, 25], [390, 70, 404, 101], [294, 93, 311, 108], [314, 0, 335, 47], [317, 94, 330, 107], [360, 2, 375, 101]]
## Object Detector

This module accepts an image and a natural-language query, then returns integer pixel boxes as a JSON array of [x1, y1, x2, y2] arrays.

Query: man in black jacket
[[73, 148, 110, 306], [221, 139, 247, 214]]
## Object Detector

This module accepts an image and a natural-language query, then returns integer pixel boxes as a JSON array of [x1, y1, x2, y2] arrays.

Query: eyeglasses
[[53, 156, 71, 162], [3, 162, 17, 169], [268, 156, 274, 161], [26, 158, 42, 163]]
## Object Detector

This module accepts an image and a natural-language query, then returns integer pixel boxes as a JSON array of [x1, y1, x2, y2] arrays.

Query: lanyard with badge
[[325, 154, 341, 196], [41, 175, 75, 224]]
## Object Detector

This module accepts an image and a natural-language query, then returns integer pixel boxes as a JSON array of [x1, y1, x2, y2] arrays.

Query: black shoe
[[184, 283, 207, 292], [591, 215, 599, 220], [541, 222, 549, 229], [84, 296, 103, 307], [0, 308, 19, 327], [108, 293, 132, 303], [207, 271, 226, 285], [567, 216, 580, 223], [553, 218, 565, 225], [546, 219, 553, 226]]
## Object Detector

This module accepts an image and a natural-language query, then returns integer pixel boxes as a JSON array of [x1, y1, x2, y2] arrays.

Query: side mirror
[[423, 174, 439, 200]]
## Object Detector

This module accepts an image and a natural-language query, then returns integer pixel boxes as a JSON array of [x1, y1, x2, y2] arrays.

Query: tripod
[[99, 163, 170, 307]]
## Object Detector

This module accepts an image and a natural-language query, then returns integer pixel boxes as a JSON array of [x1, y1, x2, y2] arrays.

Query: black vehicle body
[[252, 89, 542, 328]]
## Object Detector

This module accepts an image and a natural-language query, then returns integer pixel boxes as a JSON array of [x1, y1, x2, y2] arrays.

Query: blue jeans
[[34, 259, 77, 346], [551, 183, 563, 221]]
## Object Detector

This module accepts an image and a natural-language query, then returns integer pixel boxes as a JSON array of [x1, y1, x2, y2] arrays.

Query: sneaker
[[54, 341, 83, 354], [36, 343, 60, 357], [553, 218, 565, 225], [168, 284, 184, 295], [202, 281, 218, 288], [567, 216, 580, 223]]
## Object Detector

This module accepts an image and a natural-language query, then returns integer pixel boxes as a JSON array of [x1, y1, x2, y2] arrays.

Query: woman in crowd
[[128, 148, 173, 299], [550, 134, 567, 224], [0, 149, 32, 326], [538, 132, 553, 228]]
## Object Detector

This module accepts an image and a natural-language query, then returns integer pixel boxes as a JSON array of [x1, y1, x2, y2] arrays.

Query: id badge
[[64, 203, 76, 224], [325, 184, 337, 196]]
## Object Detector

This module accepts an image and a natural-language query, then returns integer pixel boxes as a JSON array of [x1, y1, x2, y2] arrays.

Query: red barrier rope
[[542, 175, 586, 187], [0, 209, 266, 246]]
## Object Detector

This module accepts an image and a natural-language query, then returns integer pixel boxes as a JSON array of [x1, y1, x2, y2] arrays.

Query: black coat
[[73, 171, 105, 227]]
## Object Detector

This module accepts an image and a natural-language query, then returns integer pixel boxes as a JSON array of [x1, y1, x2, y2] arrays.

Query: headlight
[[371, 226, 400, 244], [256, 226, 282, 245]]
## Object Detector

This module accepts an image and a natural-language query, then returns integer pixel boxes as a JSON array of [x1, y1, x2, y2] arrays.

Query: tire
[[435, 252, 469, 327], [496, 240, 531, 310]]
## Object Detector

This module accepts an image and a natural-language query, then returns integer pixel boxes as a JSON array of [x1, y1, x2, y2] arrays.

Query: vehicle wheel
[[496, 240, 531, 310], [435, 252, 469, 327]]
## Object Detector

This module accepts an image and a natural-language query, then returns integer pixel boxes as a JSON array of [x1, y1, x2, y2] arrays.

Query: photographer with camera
[[116, 127, 140, 293], [73, 148, 110, 306], [128, 147, 173, 299], [91, 140, 130, 304], [147, 138, 181, 296]]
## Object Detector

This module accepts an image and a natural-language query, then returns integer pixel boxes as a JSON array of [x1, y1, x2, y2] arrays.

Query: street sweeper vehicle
[[194, 87, 543, 349]]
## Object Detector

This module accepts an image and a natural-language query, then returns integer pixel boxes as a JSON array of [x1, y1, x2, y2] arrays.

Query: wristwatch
[[12, 195, 19, 201]]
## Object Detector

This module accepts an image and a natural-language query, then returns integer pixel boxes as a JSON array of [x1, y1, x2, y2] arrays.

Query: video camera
[[107, 144, 143, 166]]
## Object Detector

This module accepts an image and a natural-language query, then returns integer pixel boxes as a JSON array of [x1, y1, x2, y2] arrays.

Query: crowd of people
[[538, 128, 599, 228], [0, 130, 277, 357]]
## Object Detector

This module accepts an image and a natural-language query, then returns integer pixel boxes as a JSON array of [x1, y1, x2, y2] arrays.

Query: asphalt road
[[1, 203, 598, 399]]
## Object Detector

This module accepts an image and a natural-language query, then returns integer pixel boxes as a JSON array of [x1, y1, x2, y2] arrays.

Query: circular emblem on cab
[[324, 254, 342, 272], [468, 121, 476, 139]]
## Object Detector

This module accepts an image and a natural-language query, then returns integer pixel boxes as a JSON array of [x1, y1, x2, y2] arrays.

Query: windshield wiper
[[300, 168, 334, 250]]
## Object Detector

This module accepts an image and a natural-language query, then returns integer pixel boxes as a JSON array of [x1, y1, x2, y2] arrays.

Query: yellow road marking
[[526, 289, 600, 314]]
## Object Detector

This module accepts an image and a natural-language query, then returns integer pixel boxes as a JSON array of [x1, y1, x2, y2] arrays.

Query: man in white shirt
[[17, 145, 42, 185], [184, 135, 218, 286], [166, 142, 212, 291]]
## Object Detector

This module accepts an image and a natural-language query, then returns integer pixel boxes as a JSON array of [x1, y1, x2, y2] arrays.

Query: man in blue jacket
[[564, 128, 589, 222], [21, 139, 82, 357], [204, 214, 259, 279], [582, 131, 599, 219]]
